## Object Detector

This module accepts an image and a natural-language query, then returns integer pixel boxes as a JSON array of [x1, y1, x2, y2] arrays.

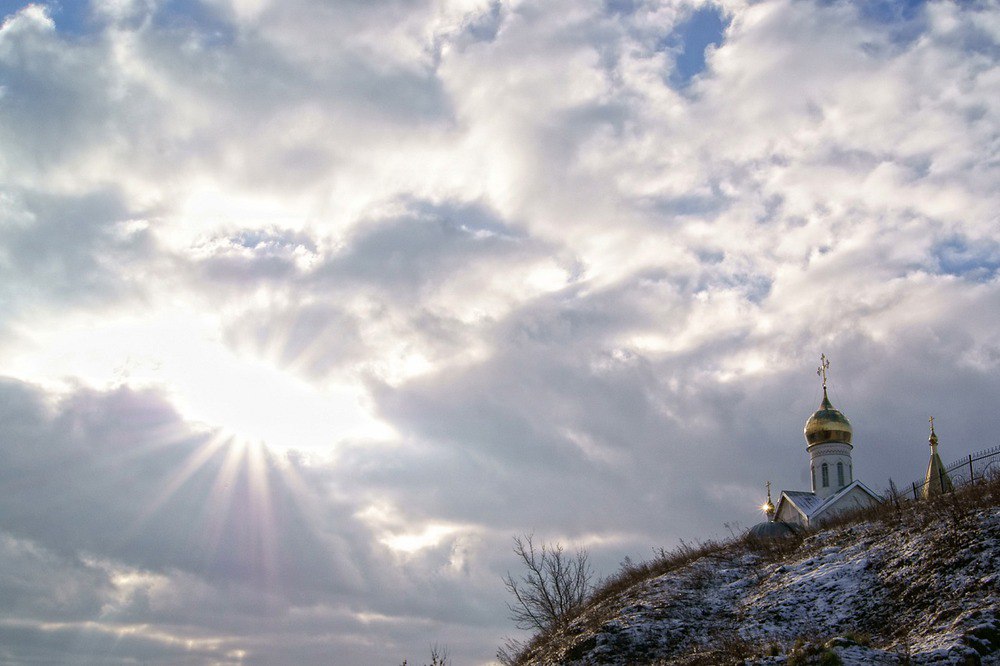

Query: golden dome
[[804, 388, 853, 447]]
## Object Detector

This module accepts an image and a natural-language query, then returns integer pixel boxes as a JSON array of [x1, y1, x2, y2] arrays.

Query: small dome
[[748, 521, 799, 539], [804, 389, 853, 447]]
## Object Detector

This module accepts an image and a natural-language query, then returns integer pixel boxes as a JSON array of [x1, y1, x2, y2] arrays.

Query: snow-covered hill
[[511, 485, 1000, 665]]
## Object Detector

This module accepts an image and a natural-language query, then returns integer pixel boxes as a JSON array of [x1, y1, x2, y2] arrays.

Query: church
[[752, 355, 882, 537], [751, 355, 962, 538]]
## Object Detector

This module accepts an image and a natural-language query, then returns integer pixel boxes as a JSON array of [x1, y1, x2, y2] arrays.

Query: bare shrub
[[400, 644, 449, 666], [503, 534, 594, 633], [495, 636, 523, 666]]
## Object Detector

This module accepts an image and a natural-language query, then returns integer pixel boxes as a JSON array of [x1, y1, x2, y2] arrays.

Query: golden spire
[[761, 481, 775, 519], [923, 417, 953, 498], [816, 353, 832, 407], [817, 353, 830, 390]]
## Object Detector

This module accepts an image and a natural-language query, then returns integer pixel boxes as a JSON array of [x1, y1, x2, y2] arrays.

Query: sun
[[2, 306, 392, 453]]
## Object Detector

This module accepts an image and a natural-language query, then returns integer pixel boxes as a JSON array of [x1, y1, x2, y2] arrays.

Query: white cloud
[[0, 0, 999, 662]]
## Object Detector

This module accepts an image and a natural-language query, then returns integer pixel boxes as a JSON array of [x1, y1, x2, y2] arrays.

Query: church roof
[[777, 481, 882, 524], [778, 490, 827, 518], [809, 480, 881, 522], [923, 418, 954, 498]]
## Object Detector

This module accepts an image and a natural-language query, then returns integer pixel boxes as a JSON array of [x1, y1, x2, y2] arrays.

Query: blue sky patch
[[0, 1, 92, 35], [0, 1, 235, 43], [152, 0, 236, 46], [828, 0, 928, 46], [933, 236, 1000, 282], [854, 0, 925, 24], [663, 4, 729, 88], [604, 0, 641, 16]]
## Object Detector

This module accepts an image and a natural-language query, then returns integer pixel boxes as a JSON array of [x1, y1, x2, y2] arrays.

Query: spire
[[923, 417, 953, 499], [805, 353, 852, 448], [817, 353, 832, 408], [761, 481, 775, 519]]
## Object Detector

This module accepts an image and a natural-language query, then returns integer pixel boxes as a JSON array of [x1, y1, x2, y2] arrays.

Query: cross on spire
[[761, 480, 775, 517], [817, 353, 830, 390]]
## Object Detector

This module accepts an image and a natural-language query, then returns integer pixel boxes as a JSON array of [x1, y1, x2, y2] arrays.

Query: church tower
[[923, 417, 954, 498], [803, 354, 854, 500]]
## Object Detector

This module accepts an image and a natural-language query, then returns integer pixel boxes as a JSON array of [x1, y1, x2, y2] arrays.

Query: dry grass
[[589, 538, 731, 609], [502, 470, 1000, 665]]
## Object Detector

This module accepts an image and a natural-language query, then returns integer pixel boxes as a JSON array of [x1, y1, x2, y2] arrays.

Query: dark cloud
[[0, 7, 133, 175], [0, 188, 154, 328], [312, 199, 531, 298], [0, 531, 112, 621], [0, 618, 243, 665]]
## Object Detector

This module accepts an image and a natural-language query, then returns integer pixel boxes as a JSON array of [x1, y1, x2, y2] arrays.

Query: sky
[[0, 0, 998, 663]]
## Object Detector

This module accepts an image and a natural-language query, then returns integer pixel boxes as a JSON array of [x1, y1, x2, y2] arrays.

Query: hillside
[[508, 478, 1000, 665]]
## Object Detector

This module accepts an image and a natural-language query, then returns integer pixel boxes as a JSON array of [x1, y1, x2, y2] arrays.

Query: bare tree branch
[[502, 533, 593, 633]]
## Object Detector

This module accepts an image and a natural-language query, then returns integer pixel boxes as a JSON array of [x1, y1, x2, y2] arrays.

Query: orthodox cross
[[765, 480, 772, 503], [929, 415, 935, 435], [817, 353, 830, 390]]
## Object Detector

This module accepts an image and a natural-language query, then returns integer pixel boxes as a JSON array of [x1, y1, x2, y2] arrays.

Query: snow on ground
[[522, 503, 1000, 665]]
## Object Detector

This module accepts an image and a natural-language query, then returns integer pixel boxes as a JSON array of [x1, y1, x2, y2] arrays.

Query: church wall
[[777, 502, 805, 527]]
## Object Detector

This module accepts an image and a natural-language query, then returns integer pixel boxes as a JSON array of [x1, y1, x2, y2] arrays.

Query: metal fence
[[888, 444, 1000, 502]]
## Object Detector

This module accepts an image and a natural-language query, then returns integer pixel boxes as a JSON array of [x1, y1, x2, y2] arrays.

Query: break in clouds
[[0, 0, 998, 663]]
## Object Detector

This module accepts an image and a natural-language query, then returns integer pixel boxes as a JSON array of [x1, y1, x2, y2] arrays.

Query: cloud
[[0, 377, 519, 662], [0, 187, 155, 344], [0, 380, 332, 591], [0, 0, 999, 663]]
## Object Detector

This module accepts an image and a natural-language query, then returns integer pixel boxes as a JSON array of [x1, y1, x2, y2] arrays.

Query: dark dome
[[804, 390, 853, 447], [747, 521, 799, 539]]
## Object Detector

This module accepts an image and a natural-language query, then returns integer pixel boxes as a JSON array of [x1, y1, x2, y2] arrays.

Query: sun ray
[[200, 436, 248, 561], [122, 431, 233, 541], [245, 440, 279, 589]]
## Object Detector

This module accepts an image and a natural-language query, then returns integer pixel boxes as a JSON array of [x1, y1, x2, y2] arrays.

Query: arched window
[[849, 464, 852, 483], [837, 462, 845, 487], [811, 465, 816, 491], [821, 463, 829, 487]]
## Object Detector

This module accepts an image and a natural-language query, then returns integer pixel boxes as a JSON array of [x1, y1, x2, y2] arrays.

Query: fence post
[[969, 454, 975, 484]]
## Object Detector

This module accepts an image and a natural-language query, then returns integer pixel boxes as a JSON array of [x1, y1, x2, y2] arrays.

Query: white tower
[[803, 355, 854, 500]]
